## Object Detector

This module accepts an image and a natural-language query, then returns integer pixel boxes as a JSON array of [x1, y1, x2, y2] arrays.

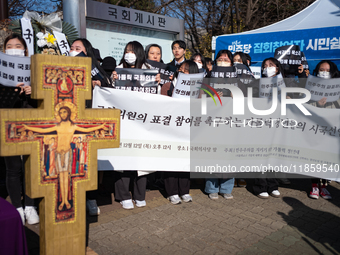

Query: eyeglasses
[[217, 58, 230, 62]]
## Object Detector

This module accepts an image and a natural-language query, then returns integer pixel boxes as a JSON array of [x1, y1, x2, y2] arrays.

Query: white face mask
[[317, 71, 331, 79], [69, 51, 81, 57], [6, 49, 25, 57], [196, 62, 203, 69], [263, 67, 277, 77], [217, 61, 231, 67], [124, 53, 137, 65]]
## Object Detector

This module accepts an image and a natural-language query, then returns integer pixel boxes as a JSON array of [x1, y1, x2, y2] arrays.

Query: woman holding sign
[[310, 60, 340, 109], [233, 52, 250, 68], [308, 60, 340, 200], [246, 57, 284, 98], [69, 38, 113, 216], [69, 38, 112, 89], [160, 60, 200, 204], [161, 60, 199, 97], [112, 41, 156, 209], [1, 33, 39, 225], [249, 58, 282, 199]]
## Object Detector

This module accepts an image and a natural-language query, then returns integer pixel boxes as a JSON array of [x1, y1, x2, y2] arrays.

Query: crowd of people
[[1, 33, 339, 224]]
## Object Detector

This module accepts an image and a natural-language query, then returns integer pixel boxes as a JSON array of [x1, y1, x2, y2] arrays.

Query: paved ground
[[2, 174, 340, 255]]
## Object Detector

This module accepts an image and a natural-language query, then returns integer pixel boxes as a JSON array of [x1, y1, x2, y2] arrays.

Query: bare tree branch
[[153, 0, 177, 14]]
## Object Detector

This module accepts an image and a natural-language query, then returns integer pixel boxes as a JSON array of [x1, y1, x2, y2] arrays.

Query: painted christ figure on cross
[[22, 103, 107, 211], [0, 54, 120, 254]]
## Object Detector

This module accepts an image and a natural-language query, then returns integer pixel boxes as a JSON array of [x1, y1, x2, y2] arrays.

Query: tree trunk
[[235, 0, 240, 33]]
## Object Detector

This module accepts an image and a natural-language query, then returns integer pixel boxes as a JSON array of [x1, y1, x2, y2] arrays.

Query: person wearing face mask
[[117, 41, 150, 69], [1, 33, 40, 225], [201, 52, 236, 199], [307, 60, 339, 200], [212, 49, 247, 97], [215, 50, 233, 67], [233, 52, 255, 98], [261, 57, 284, 78], [112, 41, 161, 85], [246, 57, 285, 98], [233, 52, 250, 68], [190, 52, 208, 77], [309, 60, 340, 108], [160, 61, 198, 204], [111, 41, 154, 210], [247, 57, 283, 199], [69, 38, 112, 89], [161, 60, 199, 97], [263, 57, 295, 186], [69, 38, 112, 216]]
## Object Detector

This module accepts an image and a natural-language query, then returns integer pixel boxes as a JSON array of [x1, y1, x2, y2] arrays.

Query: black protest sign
[[115, 68, 159, 94], [74, 51, 104, 80], [205, 77, 239, 97], [274, 45, 302, 75], [211, 66, 237, 79], [146, 59, 176, 86], [234, 63, 255, 85]]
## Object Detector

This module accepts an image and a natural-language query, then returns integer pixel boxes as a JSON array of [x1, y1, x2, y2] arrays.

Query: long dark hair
[[3, 33, 28, 56], [261, 57, 284, 77], [173, 60, 199, 79], [312, 60, 339, 78], [72, 38, 112, 86], [215, 50, 233, 65], [190, 52, 207, 70], [233, 52, 249, 68], [120, 41, 148, 69], [59, 106, 73, 124]]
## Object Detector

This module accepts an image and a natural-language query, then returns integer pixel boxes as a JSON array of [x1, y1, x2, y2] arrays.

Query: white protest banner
[[93, 86, 190, 171], [172, 72, 204, 98], [190, 95, 340, 180], [305, 76, 340, 102], [93, 87, 340, 180], [259, 74, 285, 98], [0, 51, 31, 87], [53, 31, 70, 56], [20, 18, 35, 57], [250, 66, 261, 79]]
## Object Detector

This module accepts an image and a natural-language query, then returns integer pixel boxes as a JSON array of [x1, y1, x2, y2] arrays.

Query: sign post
[[83, 0, 184, 62]]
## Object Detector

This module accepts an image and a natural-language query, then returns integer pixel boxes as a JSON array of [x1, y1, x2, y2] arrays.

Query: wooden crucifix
[[0, 54, 120, 255]]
